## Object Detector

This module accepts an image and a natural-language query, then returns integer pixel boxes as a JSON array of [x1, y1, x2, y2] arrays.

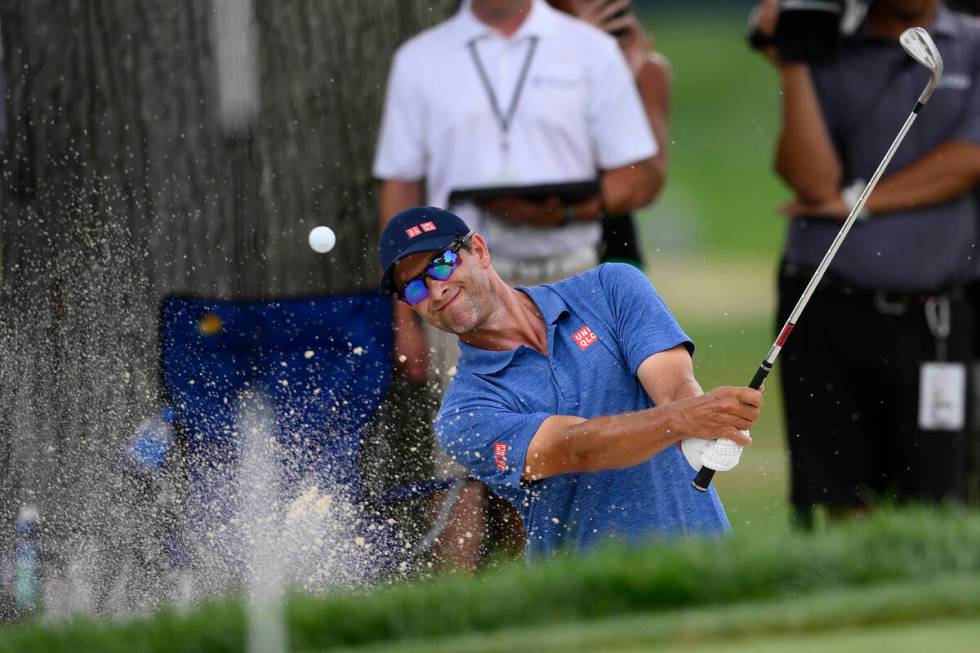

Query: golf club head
[[900, 27, 943, 104]]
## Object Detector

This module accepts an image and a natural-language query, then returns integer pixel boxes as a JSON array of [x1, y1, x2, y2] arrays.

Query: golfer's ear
[[471, 234, 492, 267]]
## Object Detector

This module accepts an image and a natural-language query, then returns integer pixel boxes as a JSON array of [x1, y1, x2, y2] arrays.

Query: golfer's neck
[[470, 0, 532, 37], [868, 2, 938, 40], [460, 287, 546, 354]]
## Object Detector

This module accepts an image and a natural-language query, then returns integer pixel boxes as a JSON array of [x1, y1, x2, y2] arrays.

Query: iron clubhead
[[900, 27, 944, 104]]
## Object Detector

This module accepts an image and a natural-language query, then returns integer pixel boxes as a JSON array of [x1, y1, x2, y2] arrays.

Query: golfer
[[380, 206, 763, 558]]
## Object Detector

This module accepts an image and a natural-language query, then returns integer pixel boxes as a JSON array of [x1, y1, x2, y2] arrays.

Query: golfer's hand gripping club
[[690, 364, 769, 491], [691, 27, 942, 493]]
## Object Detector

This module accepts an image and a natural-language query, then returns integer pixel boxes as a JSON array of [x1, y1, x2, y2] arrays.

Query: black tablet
[[448, 180, 600, 205]]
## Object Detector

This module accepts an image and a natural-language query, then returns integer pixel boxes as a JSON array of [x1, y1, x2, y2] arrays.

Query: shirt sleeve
[[435, 382, 549, 491], [372, 47, 427, 181], [586, 37, 658, 170], [951, 40, 980, 146], [597, 263, 693, 375]]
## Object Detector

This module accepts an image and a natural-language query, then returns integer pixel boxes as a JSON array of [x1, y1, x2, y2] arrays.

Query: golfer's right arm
[[521, 357, 760, 482]]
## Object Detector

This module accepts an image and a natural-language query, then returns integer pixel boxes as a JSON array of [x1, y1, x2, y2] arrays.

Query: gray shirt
[[785, 7, 980, 291]]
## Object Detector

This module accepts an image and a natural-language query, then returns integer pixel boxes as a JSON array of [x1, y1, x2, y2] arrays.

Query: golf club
[[692, 26, 944, 492]]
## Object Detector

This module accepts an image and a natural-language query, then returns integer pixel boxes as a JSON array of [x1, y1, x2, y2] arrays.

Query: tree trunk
[[0, 0, 453, 611]]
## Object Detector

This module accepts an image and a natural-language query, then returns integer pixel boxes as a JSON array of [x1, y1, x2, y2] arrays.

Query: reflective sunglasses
[[398, 232, 473, 306]]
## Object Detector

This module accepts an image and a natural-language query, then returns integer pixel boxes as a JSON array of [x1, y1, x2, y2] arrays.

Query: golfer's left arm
[[635, 344, 703, 406], [635, 345, 710, 456]]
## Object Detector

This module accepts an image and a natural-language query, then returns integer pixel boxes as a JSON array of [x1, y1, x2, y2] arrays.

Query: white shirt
[[373, 0, 657, 259]]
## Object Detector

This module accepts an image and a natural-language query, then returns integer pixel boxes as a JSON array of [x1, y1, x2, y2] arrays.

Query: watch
[[842, 178, 871, 222]]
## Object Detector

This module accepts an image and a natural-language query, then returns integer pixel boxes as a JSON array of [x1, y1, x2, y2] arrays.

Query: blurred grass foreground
[[2, 508, 980, 652]]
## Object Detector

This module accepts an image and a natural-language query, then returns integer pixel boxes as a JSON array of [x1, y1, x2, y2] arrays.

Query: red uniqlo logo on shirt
[[405, 226, 423, 238], [420, 221, 437, 232], [494, 442, 507, 471], [573, 325, 598, 351]]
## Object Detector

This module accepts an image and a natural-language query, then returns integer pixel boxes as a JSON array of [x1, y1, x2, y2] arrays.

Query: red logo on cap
[[405, 226, 423, 239], [494, 442, 507, 471], [573, 325, 598, 351], [420, 221, 437, 232]]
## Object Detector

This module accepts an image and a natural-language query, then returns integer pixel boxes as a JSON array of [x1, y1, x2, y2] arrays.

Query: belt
[[492, 246, 597, 282], [782, 261, 962, 315]]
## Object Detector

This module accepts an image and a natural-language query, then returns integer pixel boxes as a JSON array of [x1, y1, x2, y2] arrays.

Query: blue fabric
[[126, 409, 174, 471], [435, 263, 729, 559], [160, 292, 392, 495], [159, 292, 396, 582]]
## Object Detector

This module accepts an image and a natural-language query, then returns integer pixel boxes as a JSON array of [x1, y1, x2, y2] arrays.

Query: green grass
[[659, 618, 980, 653], [345, 574, 980, 653], [635, 9, 789, 259], [5, 509, 980, 653]]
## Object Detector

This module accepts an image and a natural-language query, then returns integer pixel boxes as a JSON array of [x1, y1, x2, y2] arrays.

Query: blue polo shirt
[[435, 263, 729, 559]]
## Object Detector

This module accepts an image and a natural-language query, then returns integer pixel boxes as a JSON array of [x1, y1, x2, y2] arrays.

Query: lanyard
[[467, 35, 539, 161], [925, 295, 951, 361]]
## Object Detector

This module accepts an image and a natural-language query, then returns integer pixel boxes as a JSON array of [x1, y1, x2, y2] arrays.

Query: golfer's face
[[395, 246, 487, 335]]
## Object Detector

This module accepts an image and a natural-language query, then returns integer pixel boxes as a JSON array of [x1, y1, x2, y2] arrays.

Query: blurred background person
[[549, 0, 671, 270], [945, 0, 980, 501], [373, 0, 660, 569], [751, 0, 980, 526]]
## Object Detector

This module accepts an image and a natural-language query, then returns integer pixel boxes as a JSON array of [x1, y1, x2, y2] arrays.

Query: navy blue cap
[[379, 207, 472, 296]]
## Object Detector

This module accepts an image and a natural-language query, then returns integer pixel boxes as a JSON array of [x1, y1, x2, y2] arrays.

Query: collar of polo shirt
[[454, 0, 557, 43], [455, 285, 569, 375]]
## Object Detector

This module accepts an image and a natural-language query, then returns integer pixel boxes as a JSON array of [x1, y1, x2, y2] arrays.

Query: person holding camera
[[752, 0, 980, 525]]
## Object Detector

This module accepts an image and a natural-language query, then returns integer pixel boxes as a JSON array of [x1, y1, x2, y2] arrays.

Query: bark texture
[[0, 0, 453, 608]]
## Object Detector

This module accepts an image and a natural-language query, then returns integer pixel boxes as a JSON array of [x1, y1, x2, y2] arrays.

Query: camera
[[748, 0, 870, 62]]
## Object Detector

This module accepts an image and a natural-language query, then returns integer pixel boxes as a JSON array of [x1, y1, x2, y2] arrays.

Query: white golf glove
[[681, 433, 747, 472]]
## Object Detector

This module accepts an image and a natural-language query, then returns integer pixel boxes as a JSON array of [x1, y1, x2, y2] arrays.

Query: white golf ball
[[308, 226, 336, 254]]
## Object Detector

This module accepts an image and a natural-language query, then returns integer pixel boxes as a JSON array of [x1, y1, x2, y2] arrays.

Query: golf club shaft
[[692, 106, 924, 493]]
